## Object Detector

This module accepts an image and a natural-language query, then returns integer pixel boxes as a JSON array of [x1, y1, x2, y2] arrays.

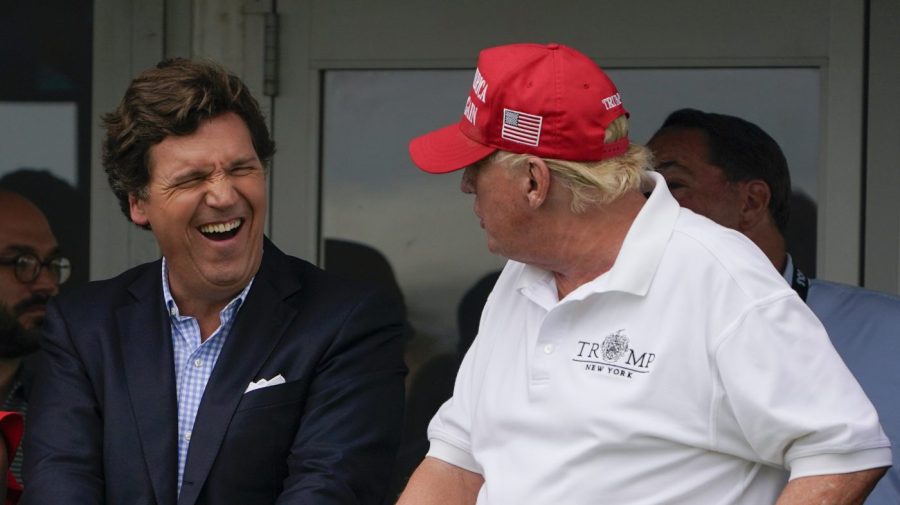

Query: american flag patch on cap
[[501, 108, 542, 146]]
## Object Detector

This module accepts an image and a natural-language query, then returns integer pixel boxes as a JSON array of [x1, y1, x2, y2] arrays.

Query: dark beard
[[0, 302, 41, 359]]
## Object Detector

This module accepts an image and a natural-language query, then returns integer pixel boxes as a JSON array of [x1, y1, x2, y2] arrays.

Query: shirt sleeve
[[712, 292, 892, 479], [425, 291, 497, 476], [426, 348, 482, 474]]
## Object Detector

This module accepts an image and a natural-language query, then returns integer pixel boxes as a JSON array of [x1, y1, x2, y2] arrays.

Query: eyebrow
[[2, 245, 37, 256], [654, 160, 683, 173], [228, 156, 261, 168], [1, 244, 62, 258]]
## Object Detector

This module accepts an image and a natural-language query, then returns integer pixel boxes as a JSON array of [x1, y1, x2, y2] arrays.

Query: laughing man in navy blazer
[[21, 58, 407, 505]]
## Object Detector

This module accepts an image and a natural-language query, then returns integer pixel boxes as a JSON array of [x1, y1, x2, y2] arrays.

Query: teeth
[[199, 219, 241, 234]]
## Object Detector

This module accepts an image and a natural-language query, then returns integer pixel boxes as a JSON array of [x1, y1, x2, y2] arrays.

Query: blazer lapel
[[118, 262, 179, 505], [177, 244, 301, 505]]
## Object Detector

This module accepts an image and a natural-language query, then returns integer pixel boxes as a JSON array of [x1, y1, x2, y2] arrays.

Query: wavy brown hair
[[101, 58, 275, 224]]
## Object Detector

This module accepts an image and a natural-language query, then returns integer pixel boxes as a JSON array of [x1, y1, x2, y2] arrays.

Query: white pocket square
[[244, 373, 286, 393]]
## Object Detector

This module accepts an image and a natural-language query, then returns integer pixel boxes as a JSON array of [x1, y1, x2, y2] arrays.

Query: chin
[[204, 263, 257, 290], [19, 314, 46, 331], [485, 241, 507, 258]]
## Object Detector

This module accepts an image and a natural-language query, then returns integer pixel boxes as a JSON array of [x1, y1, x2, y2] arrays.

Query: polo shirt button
[[543, 344, 554, 354]]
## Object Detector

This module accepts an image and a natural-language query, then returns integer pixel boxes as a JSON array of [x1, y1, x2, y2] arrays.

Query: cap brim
[[409, 123, 496, 174]]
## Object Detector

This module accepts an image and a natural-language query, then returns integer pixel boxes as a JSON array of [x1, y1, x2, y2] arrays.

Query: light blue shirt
[[161, 258, 254, 494], [784, 255, 900, 504]]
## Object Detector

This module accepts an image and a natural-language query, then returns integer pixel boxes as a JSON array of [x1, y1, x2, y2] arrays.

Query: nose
[[460, 167, 476, 194], [31, 265, 60, 297], [205, 170, 239, 208]]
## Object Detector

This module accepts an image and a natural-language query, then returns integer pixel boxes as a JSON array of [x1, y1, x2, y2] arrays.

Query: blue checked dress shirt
[[161, 258, 254, 494]]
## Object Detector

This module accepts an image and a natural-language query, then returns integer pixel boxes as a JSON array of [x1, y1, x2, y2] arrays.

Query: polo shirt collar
[[516, 171, 680, 303], [602, 171, 680, 296]]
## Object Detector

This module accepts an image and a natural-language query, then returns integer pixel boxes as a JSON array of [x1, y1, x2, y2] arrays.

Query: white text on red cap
[[464, 67, 489, 127], [472, 68, 489, 102], [602, 93, 623, 111]]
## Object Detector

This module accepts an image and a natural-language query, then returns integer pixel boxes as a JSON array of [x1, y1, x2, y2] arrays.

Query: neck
[[743, 224, 787, 273], [542, 191, 646, 299], [185, 305, 225, 343], [0, 358, 21, 402], [169, 284, 237, 342]]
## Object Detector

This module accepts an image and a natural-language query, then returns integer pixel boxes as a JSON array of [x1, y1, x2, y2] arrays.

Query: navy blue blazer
[[22, 240, 407, 505]]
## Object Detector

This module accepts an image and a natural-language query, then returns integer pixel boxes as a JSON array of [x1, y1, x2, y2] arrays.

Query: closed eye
[[229, 165, 258, 175], [228, 155, 262, 175], [172, 174, 207, 188]]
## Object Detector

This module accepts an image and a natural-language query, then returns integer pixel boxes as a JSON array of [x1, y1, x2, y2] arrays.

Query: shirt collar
[[781, 253, 795, 284], [515, 171, 681, 303], [161, 257, 254, 319], [601, 171, 680, 296]]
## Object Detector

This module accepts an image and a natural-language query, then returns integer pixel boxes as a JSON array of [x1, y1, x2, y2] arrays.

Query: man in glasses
[[0, 189, 69, 499]]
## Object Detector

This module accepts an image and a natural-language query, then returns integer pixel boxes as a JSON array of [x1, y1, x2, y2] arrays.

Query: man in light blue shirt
[[22, 58, 407, 505], [161, 257, 253, 492], [648, 108, 900, 504]]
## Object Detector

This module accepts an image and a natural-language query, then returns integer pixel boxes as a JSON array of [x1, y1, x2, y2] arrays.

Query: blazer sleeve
[[276, 287, 407, 505], [21, 300, 104, 505]]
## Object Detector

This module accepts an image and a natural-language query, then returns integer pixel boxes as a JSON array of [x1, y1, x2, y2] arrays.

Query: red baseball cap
[[409, 43, 629, 174]]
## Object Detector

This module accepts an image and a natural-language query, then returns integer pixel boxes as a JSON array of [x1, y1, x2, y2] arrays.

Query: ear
[[128, 193, 150, 226], [738, 180, 771, 232], [523, 157, 551, 209]]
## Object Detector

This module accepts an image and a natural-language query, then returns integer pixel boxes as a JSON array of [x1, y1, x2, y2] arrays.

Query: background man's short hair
[[101, 58, 275, 225], [653, 108, 792, 234]]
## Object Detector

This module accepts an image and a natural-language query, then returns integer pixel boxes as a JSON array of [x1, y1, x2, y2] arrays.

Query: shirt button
[[184, 431, 192, 442], [543, 344, 554, 354], [193, 358, 202, 368]]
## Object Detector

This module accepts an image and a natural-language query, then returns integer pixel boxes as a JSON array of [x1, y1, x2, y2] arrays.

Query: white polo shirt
[[427, 172, 890, 504]]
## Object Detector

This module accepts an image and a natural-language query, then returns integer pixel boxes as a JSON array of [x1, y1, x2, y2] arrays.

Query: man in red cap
[[399, 43, 889, 504]]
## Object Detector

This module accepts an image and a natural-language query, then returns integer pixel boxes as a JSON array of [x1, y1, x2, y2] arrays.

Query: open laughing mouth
[[198, 218, 243, 241]]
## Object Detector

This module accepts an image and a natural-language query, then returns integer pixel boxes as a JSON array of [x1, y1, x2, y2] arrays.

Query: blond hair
[[484, 116, 653, 213]]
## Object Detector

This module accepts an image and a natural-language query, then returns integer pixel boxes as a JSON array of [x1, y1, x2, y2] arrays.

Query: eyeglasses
[[0, 253, 71, 285]]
